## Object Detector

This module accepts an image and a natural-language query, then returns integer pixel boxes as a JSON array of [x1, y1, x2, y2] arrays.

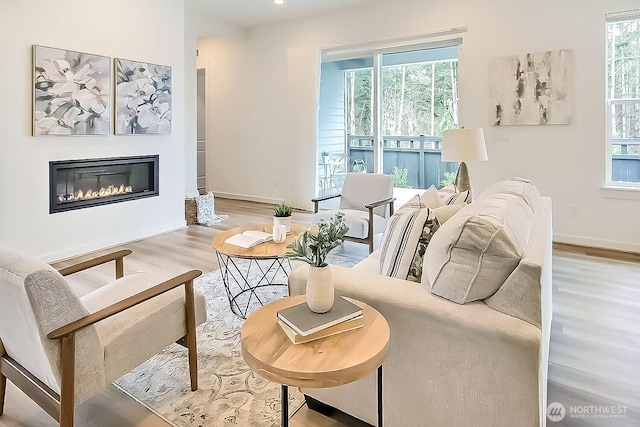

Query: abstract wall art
[[33, 45, 111, 135], [490, 49, 573, 126], [115, 58, 172, 134]]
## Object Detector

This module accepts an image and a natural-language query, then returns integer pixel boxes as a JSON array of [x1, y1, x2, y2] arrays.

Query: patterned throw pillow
[[379, 195, 430, 279], [407, 210, 440, 283], [438, 185, 470, 205], [196, 192, 220, 227]]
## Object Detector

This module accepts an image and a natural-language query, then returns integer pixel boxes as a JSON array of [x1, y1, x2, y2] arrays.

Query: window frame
[[605, 12, 640, 188]]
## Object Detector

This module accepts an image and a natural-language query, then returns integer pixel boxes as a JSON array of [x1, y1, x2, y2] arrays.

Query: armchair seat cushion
[[80, 272, 206, 383], [312, 209, 387, 239]]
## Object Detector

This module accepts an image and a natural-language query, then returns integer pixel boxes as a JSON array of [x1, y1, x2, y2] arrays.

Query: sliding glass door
[[317, 41, 461, 196]]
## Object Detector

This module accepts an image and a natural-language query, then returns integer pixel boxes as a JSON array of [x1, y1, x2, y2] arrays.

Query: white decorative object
[[272, 224, 287, 243], [273, 215, 292, 232], [306, 265, 334, 313]]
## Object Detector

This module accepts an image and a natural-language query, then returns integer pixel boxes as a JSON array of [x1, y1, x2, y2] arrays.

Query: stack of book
[[276, 296, 364, 345]]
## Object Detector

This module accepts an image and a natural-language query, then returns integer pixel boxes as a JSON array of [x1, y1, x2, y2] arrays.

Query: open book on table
[[224, 230, 273, 248]]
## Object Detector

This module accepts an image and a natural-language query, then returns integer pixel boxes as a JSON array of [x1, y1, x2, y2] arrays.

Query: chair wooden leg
[[59, 334, 75, 427], [367, 208, 375, 254], [0, 363, 6, 416], [184, 279, 198, 391]]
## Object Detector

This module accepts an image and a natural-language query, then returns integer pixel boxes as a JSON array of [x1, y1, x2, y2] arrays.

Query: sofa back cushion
[[476, 176, 541, 212], [423, 194, 535, 303]]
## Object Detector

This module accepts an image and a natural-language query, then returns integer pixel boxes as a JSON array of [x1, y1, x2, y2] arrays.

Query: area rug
[[115, 253, 358, 427]]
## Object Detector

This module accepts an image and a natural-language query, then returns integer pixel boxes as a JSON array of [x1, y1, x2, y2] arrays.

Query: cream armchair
[[312, 173, 395, 253], [0, 246, 207, 427]]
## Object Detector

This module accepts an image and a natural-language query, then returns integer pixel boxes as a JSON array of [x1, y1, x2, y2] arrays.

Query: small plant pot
[[273, 216, 292, 232]]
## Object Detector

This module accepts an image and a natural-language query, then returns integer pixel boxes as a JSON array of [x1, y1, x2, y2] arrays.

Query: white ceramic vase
[[273, 215, 292, 232], [306, 265, 334, 313]]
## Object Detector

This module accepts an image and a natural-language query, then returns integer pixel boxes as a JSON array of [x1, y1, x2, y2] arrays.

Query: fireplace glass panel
[[50, 156, 159, 213]]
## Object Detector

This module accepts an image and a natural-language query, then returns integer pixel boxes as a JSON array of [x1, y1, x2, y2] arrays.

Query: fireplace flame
[[57, 184, 133, 203]]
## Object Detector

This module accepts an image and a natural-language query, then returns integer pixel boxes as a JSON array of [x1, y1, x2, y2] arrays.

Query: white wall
[[0, 0, 187, 261], [198, 0, 640, 253]]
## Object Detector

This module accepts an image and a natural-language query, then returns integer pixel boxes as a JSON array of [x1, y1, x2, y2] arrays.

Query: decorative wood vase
[[273, 216, 292, 232], [306, 265, 334, 313]]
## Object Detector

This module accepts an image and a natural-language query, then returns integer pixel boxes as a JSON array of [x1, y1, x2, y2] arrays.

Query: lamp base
[[454, 162, 472, 199]]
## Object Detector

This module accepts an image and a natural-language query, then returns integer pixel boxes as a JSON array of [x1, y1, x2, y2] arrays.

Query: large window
[[346, 54, 458, 138], [315, 46, 458, 196], [607, 14, 640, 186]]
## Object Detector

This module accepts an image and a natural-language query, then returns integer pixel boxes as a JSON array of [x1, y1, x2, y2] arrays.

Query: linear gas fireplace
[[50, 155, 159, 213]]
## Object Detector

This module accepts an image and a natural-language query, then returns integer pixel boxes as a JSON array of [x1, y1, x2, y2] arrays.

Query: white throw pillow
[[379, 195, 430, 279], [432, 204, 464, 224], [419, 185, 442, 209]]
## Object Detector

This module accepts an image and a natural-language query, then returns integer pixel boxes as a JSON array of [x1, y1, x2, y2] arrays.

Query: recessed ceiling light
[[274, 0, 284, 4]]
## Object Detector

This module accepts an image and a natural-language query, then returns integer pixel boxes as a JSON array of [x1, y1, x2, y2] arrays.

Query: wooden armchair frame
[[312, 194, 396, 253], [0, 249, 201, 427]]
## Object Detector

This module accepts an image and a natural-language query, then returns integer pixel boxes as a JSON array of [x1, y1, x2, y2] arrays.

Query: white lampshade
[[442, 128, 488, 162]]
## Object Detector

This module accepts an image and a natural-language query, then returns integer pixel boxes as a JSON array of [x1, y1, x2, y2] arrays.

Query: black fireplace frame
[[49, 155, 159, 214]]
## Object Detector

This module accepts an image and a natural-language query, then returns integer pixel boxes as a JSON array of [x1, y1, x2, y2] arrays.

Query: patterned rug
[[115, 253, 358, 427]]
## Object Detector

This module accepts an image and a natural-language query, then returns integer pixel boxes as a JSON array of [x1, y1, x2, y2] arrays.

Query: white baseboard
[[43, 220, 188, 263], [554, 233, 640, 254], [214, 191, 282, 206]]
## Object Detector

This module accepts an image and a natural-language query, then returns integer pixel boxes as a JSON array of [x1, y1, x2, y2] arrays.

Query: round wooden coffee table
[[241, 295, 390, 427], [211, 223, 306, 318]]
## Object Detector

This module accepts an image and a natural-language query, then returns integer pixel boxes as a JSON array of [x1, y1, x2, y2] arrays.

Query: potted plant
[[320, 151, 330, 163], [285, 212, 349, 313], [273, 202, 293, 232]]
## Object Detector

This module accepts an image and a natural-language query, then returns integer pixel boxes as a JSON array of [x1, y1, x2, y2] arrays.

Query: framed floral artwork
[[33, 45, 111, 135], [115, 58, 172, 134]]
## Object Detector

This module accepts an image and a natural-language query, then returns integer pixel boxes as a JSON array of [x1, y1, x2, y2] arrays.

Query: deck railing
[[346, 135, 456, 189], [343, 135, 640, 188]]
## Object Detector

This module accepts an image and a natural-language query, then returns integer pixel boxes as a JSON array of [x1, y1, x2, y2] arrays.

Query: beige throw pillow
[[423, 195, 535, 304]]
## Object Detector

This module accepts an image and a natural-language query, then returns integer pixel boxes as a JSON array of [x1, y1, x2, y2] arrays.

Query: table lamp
[[442, 128, 488, 198]]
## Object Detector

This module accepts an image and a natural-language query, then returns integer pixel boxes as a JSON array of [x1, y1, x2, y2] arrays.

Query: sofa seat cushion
[[81, 271, 207, 383], [353, 250, 381, 273], [423, 194, 535, 303], [313, 209, 386, 239]]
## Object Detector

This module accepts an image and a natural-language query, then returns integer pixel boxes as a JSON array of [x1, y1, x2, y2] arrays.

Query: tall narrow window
[[606, 12, 640, 186]]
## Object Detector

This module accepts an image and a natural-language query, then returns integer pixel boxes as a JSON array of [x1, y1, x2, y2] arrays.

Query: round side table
[[240, 295, 390, 427]]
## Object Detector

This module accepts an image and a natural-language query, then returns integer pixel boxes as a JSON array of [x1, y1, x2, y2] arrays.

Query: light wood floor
[[2, 198, 639, 426]]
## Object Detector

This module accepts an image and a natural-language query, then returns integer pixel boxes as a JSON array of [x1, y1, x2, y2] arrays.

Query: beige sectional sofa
[[288, 178, 552, 427]]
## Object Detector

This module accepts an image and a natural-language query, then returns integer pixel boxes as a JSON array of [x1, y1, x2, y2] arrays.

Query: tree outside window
[[607, 17, 640, 184]]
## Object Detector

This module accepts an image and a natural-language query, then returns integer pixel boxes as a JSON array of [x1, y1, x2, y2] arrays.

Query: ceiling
[[188, 0, 378, 29]]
